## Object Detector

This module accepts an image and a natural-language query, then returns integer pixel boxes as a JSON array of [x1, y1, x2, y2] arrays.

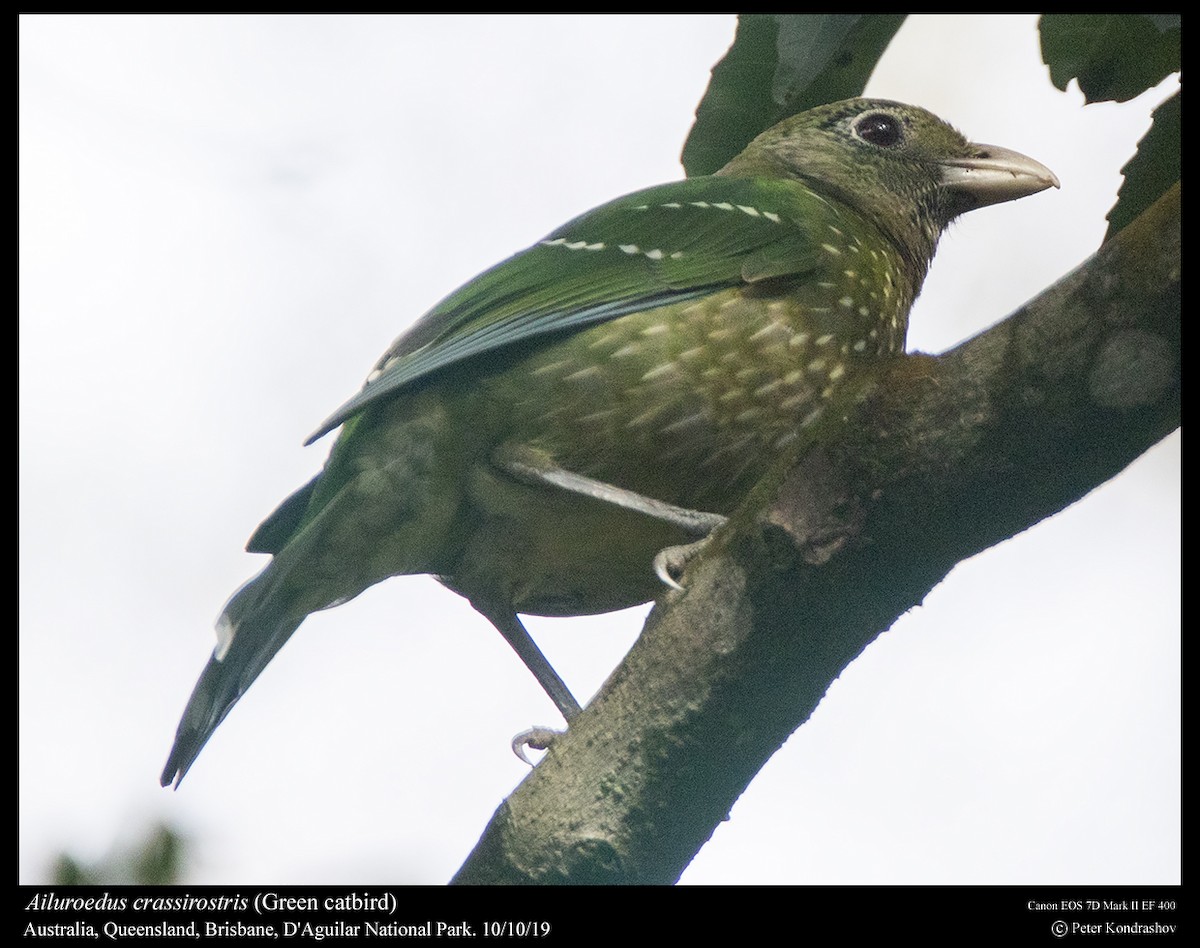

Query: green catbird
[[162, 98, 1057, 786]]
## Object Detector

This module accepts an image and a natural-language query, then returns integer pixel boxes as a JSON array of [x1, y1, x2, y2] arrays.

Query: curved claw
[[653, 536, 714, 591], [653, 550, 686, 590], [511, 726, 563, 765]]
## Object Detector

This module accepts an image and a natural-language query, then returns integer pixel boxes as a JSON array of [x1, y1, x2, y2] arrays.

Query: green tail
[[160, 571, 301, 787]]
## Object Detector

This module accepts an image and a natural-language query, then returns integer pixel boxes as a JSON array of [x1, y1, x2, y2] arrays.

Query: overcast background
[[20, 14, 1179, 885]]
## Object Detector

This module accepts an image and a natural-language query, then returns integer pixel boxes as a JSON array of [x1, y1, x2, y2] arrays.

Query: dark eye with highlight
[[853, 112, 904, 148]]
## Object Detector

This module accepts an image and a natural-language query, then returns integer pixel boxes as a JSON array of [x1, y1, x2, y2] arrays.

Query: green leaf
[[50, 824, 186, 885], [1105, 90, 1181, 241], [682, 14, 905, 176], [1040, 14, 1180, 103]]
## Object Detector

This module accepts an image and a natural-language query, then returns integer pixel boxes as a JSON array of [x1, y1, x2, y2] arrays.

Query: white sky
[[20, 14, 1179, 885]]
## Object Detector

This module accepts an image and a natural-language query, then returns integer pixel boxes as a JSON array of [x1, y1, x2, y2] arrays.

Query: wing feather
[[306, 176, 830, 443]]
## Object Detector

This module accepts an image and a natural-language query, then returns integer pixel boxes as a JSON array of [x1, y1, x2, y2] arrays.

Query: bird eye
[[853, 112, 904, 148]]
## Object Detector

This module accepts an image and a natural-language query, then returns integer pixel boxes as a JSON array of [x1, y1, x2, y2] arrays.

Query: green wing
[[306, 175, 832, 444]]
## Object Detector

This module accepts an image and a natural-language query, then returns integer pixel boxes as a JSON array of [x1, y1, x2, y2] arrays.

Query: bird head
[[717, 97, 1059, 268]]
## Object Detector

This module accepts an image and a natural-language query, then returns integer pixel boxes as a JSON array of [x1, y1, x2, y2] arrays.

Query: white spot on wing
[[543, 237, 604, 251]]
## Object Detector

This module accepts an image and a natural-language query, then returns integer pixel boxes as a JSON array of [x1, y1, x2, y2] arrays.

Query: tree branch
[[452, 184, 1180, 885]]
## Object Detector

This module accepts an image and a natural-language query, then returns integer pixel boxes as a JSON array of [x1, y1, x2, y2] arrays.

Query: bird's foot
[[654, 536, 714, 590], [511, 725, 564, 765]]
